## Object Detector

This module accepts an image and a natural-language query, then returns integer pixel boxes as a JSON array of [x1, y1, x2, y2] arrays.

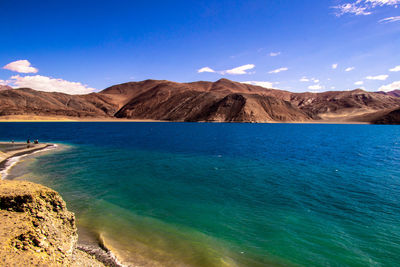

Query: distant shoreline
[[0, 115, 164, 122], [0, 115, 371, 124]]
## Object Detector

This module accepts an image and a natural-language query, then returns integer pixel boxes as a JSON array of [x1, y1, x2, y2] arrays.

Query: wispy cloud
[[367, 0, 400, 8], [3, 60, 38, 74], [345, 67, 355, 72], [379, 80, 400, 92], [10, 75, 95, 94], [355, 81, 364, 85], [242, 81, 277, 88], [269, 52, 281, 57], [366, 74, 388, 80], [389, 65, 400, 72], [268, 67, 288, 74], [333, 3, 371, 16], [379, 16, 400, 23], [333, 0, 400, 17], [197, 67, 215, 73], [332, 63, 338, 69]]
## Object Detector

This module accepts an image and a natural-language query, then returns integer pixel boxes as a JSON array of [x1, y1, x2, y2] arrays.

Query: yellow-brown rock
[[0, 180, 103, 266]]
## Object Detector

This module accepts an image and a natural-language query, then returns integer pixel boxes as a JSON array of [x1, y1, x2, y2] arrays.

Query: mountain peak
[[215, 78, 233, 83], [0, 85, 12, 91]]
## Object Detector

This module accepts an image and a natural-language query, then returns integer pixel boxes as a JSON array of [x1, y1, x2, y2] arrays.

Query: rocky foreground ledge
[[0, 180, 104, 266]]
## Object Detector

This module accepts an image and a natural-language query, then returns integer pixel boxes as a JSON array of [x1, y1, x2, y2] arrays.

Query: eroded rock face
[[0, 180, 102, 266]]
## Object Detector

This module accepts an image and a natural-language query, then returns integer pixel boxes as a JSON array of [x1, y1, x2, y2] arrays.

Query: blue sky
[[0, 0, 399, 94]]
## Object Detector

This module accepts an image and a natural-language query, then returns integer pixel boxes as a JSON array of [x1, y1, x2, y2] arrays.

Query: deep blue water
[[1, 122, 400, 266]]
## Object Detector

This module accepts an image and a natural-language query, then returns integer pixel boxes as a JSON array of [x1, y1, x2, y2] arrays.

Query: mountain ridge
[[0, 79, 399, 123], [0, 85, 12, 91]]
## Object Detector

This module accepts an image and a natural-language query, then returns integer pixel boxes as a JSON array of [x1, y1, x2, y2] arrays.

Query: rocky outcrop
[[0, 180, 104, 266]]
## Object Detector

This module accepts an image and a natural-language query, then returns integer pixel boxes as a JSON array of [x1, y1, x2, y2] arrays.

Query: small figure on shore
[[34, 140, 39, 144], [11, 140, 14, 144], [27, 139, 31, 148]]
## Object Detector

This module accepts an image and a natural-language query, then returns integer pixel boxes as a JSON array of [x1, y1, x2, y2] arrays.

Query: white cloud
[[223, 64, 255, 75], [379, 80, 400, 92], [333, 0, 400, 17], [379, 16, 400, 23], [389, 65, 400, 72], [198, 64, 255, 75], [242, 81, 276, 88], [198, 67, 215, 73], [345, 67, 355, 72], [299, 77, 319, 83], [308, 84, 324, 91], [366, 74, 388, 80], [268, 67, 288, 74], [331, 86, 336, 89], [0, 79, 10, 85], [332, 63, 338, 69], [10, 75, 95, 94], [269, 52, 281, 57], [3, 60, 38, 74], [355, 81, 364, 85]]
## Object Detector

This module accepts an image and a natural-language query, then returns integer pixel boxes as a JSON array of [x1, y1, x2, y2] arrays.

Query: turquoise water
[[1, 122, 400, 266]]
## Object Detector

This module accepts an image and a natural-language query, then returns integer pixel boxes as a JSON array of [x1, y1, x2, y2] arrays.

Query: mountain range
[[0, 79, 399, 124]]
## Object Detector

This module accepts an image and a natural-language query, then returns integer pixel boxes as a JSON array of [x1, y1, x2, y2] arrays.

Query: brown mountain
[[0, 85, 12, 91], [377, 90, 400, 98], [287, 89, 400, 121], [0, 88, 118, 118], [102, 79, 311, 122], [371, 108, 400, 124], [1, 79, 400, 123], [100, 79, 400, 122]]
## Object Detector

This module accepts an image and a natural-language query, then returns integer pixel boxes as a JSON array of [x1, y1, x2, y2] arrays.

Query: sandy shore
[[0, 115, 372, 124], [0, 142, 55, 179], [0, 115, 164, 122]]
